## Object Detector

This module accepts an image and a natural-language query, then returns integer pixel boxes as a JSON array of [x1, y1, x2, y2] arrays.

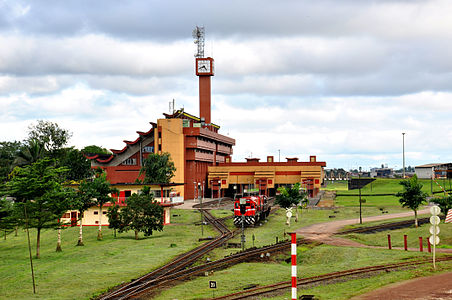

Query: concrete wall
[[415, 167, 433, 179]]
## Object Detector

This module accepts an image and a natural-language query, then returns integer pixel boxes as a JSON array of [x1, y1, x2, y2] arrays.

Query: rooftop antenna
[[192, 26, 205, 58]]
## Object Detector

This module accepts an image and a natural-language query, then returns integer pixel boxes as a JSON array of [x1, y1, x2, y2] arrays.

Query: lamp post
[[278, 149, 280, 162], [402, 133, 406, 179]]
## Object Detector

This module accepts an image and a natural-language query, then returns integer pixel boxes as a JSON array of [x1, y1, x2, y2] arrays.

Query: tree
[[27, 120, 72, 155], [13, 139, 45, 167], [140, 153, 176, 184], [0, 197, 16, 240], [5, 159, 73, 258], [107, 204, 123, 238], [116, 186, 163, 239], [396, 175, 428, 227], [81, 145, 111, 155], [87, 173, 117, 240], [0, 141, 22, 183], [73, 180, 96, 246], [275, 183, 307, 226], [59, 148, 93, 182]]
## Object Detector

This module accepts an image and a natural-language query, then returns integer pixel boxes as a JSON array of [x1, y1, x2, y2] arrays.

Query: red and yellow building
[[208, 156, 326, 198]]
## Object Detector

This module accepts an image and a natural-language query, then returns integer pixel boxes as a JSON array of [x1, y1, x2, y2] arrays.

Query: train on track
[[233, 194, 271, 227]]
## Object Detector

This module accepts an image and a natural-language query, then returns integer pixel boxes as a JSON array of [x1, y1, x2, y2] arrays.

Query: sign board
[[429, 236, 440, 245], [209, 281, 217, 289], [430, 216, 441, 225]]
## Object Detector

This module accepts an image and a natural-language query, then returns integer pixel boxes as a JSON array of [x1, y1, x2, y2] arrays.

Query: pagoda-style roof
[[86, 124, 156, 164]]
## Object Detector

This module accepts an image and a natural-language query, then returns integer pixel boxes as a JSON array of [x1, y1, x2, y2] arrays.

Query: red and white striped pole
[[289, 232, 297, 300]]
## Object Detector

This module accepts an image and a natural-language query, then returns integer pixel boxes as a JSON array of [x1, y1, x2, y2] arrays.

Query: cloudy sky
[[1, 0, 452, 170]]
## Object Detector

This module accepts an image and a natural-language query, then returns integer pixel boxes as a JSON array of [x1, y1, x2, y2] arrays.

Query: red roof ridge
[[137, 128, 153, 136], [110, 146, 127, 154], [123, 137, 140, 145], [85, 154, 99, 160], [96, 155, 114, 163]]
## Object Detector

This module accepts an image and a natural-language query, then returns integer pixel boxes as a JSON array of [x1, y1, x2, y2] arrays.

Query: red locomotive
[[233, 194, 271, 227]]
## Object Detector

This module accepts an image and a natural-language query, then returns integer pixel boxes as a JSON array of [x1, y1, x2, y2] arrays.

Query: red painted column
[[387, 234, 392, 250], [290, 232, 297, 300], [419, 237, 423, 252], [404, 235, 408, 251], [427, 237, 432, 253]]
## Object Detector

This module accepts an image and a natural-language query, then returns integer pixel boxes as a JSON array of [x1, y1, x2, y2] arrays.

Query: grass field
[[327, 178, 451, 208], [0, 209, 215, 300], [1, 194, 449, 300]]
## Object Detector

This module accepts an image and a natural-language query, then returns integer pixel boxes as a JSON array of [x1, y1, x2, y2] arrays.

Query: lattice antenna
[[192, 26, 205, 58]]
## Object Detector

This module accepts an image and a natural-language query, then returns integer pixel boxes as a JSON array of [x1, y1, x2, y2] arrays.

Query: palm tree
[[13, 140, 45, 167]]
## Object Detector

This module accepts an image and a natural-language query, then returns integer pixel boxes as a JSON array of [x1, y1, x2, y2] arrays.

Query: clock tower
[[193, 26, 214, 125], [196, 57, 214, 124]]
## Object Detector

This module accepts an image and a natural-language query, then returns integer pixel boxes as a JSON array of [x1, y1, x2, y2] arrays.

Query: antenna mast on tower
[[192, 26, 205, 58]]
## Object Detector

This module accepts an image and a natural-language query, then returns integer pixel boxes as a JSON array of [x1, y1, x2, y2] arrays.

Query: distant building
[[415, 163, 452, 179], [370, 167, 393, 178]]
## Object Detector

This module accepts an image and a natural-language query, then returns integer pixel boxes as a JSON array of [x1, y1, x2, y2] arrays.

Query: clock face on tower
[[196, 58, 214, 76]]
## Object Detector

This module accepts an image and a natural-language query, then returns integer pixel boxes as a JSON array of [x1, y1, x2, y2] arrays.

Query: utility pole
[[359, 167, 362, 224], [402, 132, 406, 179]]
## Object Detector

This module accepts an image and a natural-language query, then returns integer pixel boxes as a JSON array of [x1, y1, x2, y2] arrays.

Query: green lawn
[[0, 209, 215, 300], [330, 178, 450, 208], [1, 201, 449, 300]]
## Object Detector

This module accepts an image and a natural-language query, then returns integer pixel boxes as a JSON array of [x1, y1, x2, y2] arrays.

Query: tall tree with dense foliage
[[275, 183, 307, 225], [81, 145, 111, 155], [27, 120, 72, 155], [5, 159, 73, 258], [0, 141, 22, 183], [140, 153, 176, 183], [87, 173, 117, 240], [115, 186, 163, 239], [59, 148, 93, 181], [396, 175, 428, 227]]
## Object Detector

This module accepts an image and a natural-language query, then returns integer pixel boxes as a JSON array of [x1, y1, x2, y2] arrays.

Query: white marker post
[[289, 232, 297, 300], [429, 206, 441, 269]]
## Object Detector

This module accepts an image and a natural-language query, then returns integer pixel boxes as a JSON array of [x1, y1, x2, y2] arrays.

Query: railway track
[[98, 209, 234, 300], [213, 256, 452, 299]]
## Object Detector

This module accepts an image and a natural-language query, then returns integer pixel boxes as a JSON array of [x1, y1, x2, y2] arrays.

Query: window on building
[[94, 211, 98, 215], [123, 158, 137, 165], [158, 144, 162, 151], [143, 146, 154, 153], [102, 211, 107, 215], [158, 131, 162, 138]]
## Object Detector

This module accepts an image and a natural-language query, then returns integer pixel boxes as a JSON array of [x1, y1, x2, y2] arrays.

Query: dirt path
[[351, 271, 452, 299]]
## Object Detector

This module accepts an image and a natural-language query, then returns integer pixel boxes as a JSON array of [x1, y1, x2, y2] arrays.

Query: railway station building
[[208, 156, 326, 198], [84, 51, 326, 217]]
